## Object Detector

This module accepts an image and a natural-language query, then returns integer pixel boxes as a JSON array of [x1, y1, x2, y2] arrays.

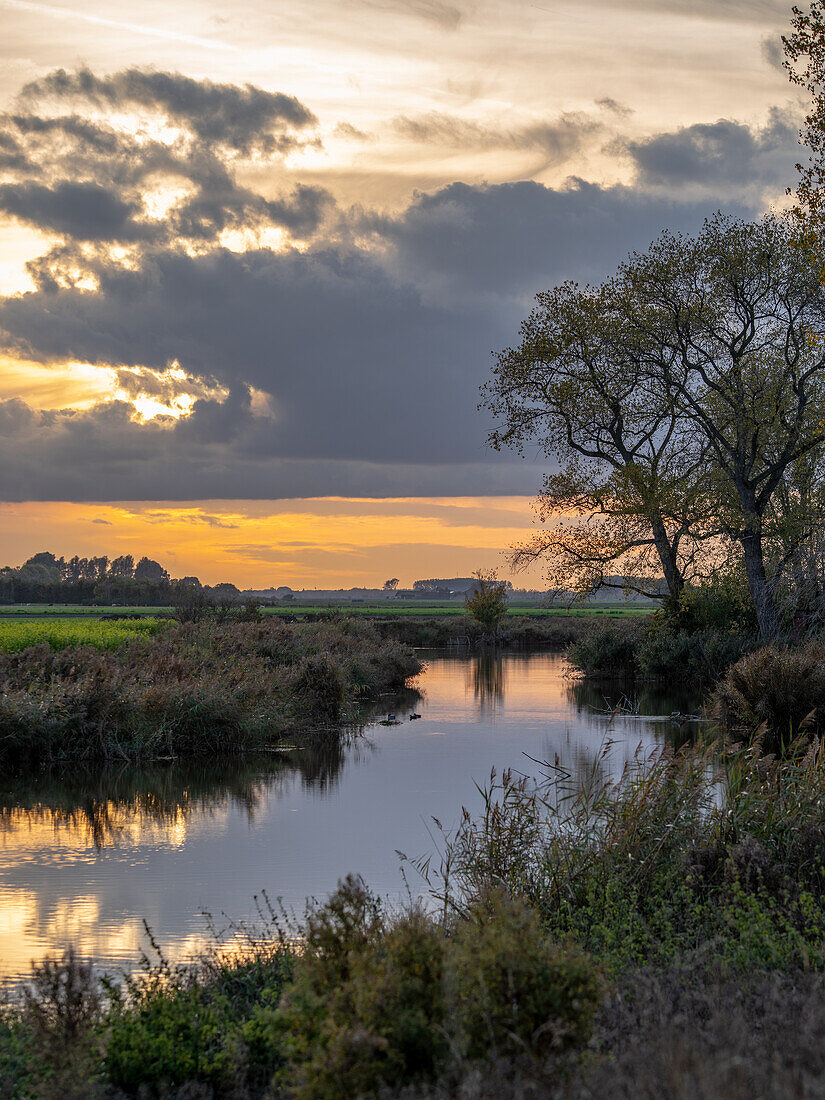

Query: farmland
[[0, 616, 169, 653], [0, 599, 653, 620]]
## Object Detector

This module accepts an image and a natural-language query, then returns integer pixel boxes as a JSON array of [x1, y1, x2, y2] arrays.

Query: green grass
[[0, 601, 652, 620], [0, 617, 169, 653]]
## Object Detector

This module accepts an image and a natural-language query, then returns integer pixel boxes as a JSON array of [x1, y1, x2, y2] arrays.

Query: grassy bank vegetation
[[373, 612, 600, 649], [565, 576, 761, 687], [0, 618, 420, 767]]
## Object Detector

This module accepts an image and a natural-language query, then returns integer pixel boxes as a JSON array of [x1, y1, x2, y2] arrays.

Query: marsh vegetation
[[0, 617, 420, 767]]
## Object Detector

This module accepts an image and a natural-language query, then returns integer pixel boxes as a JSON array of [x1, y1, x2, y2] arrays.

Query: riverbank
[[0, 618, 421, 767], [373, 612, 602, 648]]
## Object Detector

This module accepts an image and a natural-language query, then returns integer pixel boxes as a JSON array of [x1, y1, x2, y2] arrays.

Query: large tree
[[485, 214, 825, 639], [617, 214, 825, 639], [483, 279, 713, 604]]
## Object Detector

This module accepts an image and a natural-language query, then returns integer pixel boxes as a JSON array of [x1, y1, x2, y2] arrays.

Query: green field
[[0, 604, 171, 617], [259, 602, 652, 618], [0, 600, 653, 621], [0, 617, 170, 653]]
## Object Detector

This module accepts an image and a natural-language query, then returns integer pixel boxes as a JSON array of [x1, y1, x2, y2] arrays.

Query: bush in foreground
[[1, 881, 601, 1098]]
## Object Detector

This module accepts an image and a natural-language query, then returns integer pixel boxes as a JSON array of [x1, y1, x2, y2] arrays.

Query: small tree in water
[[466, 570, 508, 641]]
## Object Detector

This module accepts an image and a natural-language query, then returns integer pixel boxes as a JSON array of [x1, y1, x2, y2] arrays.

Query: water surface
[[0, 651, 698, 982]]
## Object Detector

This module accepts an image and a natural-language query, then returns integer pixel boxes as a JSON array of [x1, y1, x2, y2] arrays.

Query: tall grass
[[420, 738, 825, 973], [712, 640, 825, 753]]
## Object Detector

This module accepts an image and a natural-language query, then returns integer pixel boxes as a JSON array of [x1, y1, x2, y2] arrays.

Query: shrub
[[277, 876, 446, 1098], [566, 621, 640, 676], [428, 741, 825, 974], [656, 576, 757, 636], [104, 941, 295, 1096], [17, 949, 103, 1098], [712, 641, 825, 753], [105, 982, 229, 1093], [445, 891, 602, 1061], [465, 572, 508, 639], [637, 628, 753, 687]]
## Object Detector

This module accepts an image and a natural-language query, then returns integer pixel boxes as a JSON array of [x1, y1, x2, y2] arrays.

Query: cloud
[[0, 180, 144, 240], [143, 509, 240, 528], [599, 0, 793, 21], [0, 68, 327, 247], [356, 0, 466, 30], [19, 67, 317, 154], [333, 122, 371, 142], [392, 110, 601, 164], [625, 108, 801, 191], [0, 177, 749, 501], [366, 178, 744, 302], [761, 34, 785, 72], [596, 97, 633, 117]]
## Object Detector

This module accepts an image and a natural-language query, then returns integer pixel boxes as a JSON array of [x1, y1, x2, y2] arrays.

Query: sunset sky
[[0, 0, 806, 587]]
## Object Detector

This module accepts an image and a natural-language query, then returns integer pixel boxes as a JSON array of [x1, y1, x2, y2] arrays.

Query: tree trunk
[[650, 519, 684, 602], [742, 530, 781, 640]]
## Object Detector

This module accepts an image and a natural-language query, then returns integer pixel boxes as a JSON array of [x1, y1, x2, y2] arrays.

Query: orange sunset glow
[[0, 498, 545, 587]]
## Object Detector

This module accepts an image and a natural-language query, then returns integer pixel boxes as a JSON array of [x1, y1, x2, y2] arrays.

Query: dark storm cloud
[[19, 67, 317, 154], [0, 180, 144, 241], [392, 110, 600, 163], [264, 185, 335, 235], [367, 178, 745, 301], [625, 108, 801, 189], [0, 69, 328, 245], [0, 179, 746, 500]]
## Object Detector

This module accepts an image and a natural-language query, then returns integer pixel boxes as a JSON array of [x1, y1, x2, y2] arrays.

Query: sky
[[0, 0, 808, 587]]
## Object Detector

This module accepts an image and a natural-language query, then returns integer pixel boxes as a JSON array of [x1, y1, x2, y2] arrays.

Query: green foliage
[[566, 621, 641, 676], [446, 890, 602, 1061], [275, 877, 600, 1098], [0, 949, 106, 1099], [276, 875, 447, 1098], [105, 983, 229, 1092], [637, 628, 754, 687], [430, 740, 825, 976], [104, 942, 295, 1097], [465, 571, 509, 638], [567, 613, 753, 685], [656, 575, 758, 636]]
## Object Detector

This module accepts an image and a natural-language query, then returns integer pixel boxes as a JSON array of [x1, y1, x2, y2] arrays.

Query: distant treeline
[[0, 551, 241, 606]]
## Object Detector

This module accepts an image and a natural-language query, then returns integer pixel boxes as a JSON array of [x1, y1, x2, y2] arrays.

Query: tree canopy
[[484, 213, 825, 639]]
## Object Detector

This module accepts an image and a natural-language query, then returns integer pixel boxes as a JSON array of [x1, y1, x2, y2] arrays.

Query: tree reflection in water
[[566, 676, 703, 751], [471, 652, 506, 715], [0, 734, 373, 851]]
